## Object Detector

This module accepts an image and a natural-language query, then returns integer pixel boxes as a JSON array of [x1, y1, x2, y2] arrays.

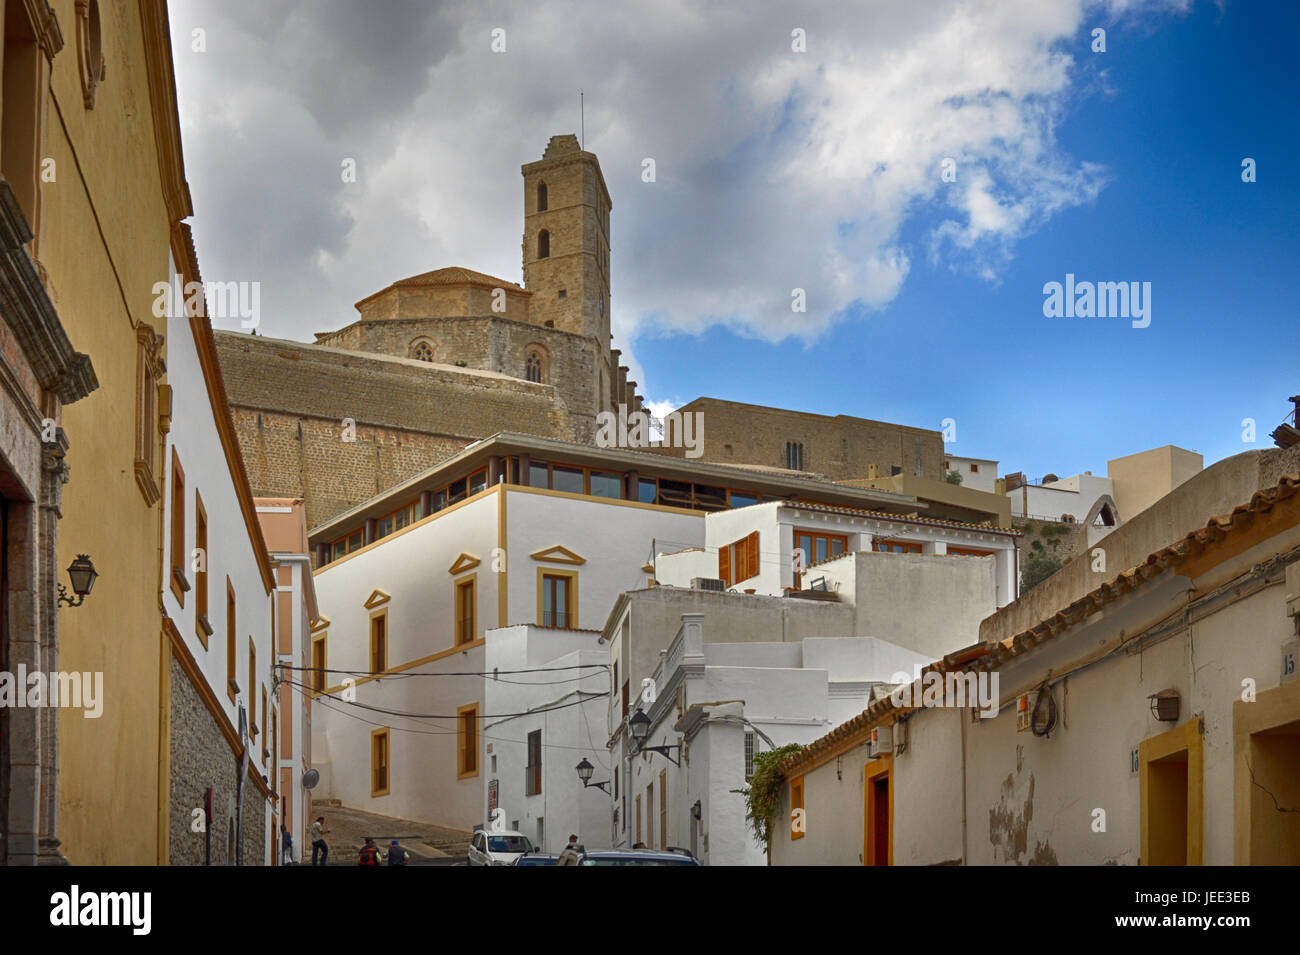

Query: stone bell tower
[[521, 134, 612, 347]]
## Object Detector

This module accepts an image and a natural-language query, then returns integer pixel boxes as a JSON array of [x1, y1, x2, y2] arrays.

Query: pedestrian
[[556, 833, 581, 866], [281, 823, 294, 865], [310, 816, 330, 866], [632, 841, 647, 849], [358, 837, 382, 866], [387, 840, 408, 866]]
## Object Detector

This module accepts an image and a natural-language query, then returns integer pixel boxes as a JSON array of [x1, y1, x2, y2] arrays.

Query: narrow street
[[291, 803, 470, 867]]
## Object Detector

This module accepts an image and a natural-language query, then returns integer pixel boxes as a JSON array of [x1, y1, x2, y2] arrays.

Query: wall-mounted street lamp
[[56, 554, 98, 607], [628, 708, 681, 766], [1148, 688, 1180, 723], [575, 757, 610, 793]]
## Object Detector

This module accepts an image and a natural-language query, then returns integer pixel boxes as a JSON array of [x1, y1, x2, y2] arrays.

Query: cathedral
[[215, 135, 645, 527], [216, 134, 947, 530]]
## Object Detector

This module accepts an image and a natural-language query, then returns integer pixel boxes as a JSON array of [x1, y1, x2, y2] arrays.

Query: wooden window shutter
[[718, 543, 731, 586], [746, 531, 759, 577]]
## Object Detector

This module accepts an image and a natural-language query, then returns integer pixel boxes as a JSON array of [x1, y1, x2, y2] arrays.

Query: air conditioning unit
[[691, 577, 725, 592], [1016, 694, 1033, 732], [868, 725, 892, 758]]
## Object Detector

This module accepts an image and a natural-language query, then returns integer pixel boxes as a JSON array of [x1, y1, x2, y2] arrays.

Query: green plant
[[944, 470, 963, 485], [1021, 551, 1063, 592], [732, 743, 805, 850]]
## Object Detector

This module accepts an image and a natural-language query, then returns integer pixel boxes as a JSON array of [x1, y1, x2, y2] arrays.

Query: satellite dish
[[302, 769, 320, 790]]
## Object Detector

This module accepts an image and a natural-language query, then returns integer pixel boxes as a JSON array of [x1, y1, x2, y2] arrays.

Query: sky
[[169, 0, 1298, 482]]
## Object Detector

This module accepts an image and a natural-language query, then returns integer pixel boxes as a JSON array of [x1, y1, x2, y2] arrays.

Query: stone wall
[[649, 397, 945, 482], [168, 656, 267, 865]]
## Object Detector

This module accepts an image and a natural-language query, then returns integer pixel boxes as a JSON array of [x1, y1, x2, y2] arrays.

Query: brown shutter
[[746, 531, 759, 578], [718, 544, 731, 586]]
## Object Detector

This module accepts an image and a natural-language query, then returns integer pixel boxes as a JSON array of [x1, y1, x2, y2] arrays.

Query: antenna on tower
[[580, 88, 584, 149]]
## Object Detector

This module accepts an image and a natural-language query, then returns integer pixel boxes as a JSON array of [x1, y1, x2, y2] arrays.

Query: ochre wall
[[47, 0, 170, 864]]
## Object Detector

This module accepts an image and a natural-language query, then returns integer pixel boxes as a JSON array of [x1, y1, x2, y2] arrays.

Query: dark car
[[512, 852, 561, 866], [578, 847, 700, 866]]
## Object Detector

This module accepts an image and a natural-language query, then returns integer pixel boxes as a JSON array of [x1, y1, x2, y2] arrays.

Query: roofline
[[308, 432, 924, 541], [673, 397, 942, 438], [777, 472, 1300, 777]]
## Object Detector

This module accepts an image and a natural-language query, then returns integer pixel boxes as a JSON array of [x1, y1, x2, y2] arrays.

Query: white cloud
[[170, 0, 1189, 404]]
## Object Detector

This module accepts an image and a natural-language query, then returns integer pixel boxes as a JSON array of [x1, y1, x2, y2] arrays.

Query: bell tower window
[[538, 230, 550, 259], [410, 340, 435, 362], [537, 182, 547, 212]]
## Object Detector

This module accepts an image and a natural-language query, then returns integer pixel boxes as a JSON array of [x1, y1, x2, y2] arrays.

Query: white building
[[771, 472, 1300, 866], [481, 625, 610, 852], [616, 610, 932, 864], [306, 433, 939, 833], [160, 248, 283, 865], [943, 455, 999, 494]]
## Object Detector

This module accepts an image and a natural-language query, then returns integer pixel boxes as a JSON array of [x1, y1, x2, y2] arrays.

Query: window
[[3, 1, 42, 225], [783, 441, 805, 471], [526, 730, 542, 796], [169, 450, 187, 604], [790, 775, 805, 840], [370, 611, 387, 674], [538, 230, 550, 258], [636, 794, 642, 844], [261, 686, 268, 760], [454, 576, 476, 645], [327, 529, 366, 564], [133, 325, 165, 505], [551, 466, 583, 494], [744, 732, 756, 781], [457, 704, 479, 778], [589, 471, 622, 499], [970, 463, 979, 474], [540, 571, 576, 628], [371, 728, 390, 796], [195, 493, 210, 644], [525, 353, 542, 382], [311, 633, 327, 693], [793, 530, 849, 587], [637, 478, 658, 504], [719, 531, 759, 587], [873, 539, 923, 555], [729, 491, 758, 508], [410, 340, 434, 362], [537, 182, 547, 212], [659, 769, 668, 850], [225, 579, 237, 701], [614, 767, 619, 801], [646, 782, 654, 847]]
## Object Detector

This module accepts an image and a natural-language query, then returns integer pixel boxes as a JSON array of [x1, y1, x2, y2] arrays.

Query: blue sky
[[172, 0, 1296, 482], [631, 1, 1298, 479]]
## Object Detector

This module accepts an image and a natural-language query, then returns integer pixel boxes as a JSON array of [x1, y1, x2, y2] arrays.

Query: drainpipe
[[959, 705, 968, 866], [235, 704, 249, 866]]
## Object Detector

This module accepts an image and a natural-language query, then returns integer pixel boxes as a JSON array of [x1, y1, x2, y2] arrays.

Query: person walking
[[281, 823, 294, 865], [556, 834, 581, 866], [358, 837, 383, 866], [310, 816, 330, 866], [387, 840, 408, 866]]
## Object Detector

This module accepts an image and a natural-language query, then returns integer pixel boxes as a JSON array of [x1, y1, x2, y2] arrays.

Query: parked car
[[578, 847, 700, 866], [467, 830, 535, 866], [512, 851, 561, 866]]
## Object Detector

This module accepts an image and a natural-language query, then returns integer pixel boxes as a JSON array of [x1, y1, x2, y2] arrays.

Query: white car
[[467, 830, 535, 866]]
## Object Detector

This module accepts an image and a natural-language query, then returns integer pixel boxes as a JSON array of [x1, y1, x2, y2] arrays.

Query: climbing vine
[[732, 743, 805, 850]]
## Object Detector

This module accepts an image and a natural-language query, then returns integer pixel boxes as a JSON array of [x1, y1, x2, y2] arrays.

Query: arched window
[[537, 182, 547, 212], [783, 441, 805, 471], [410, 340, 435, 362], [524, 345, 548, 384], [538, 230, 550, 259]]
